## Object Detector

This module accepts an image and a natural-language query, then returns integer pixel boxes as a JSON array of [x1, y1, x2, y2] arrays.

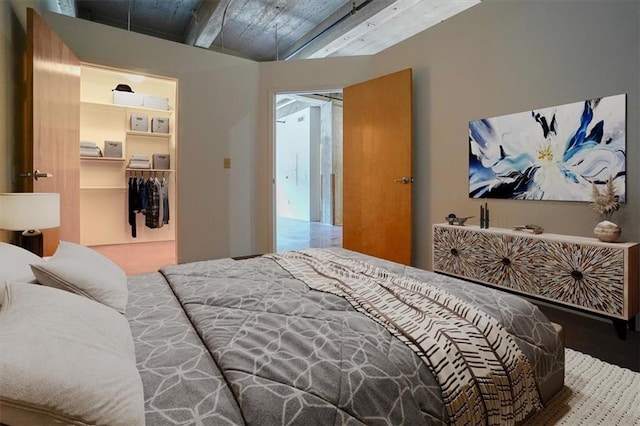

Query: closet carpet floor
[[92, 240, 176, 275]]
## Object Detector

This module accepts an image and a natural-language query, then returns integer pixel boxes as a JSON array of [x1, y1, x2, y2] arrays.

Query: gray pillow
[[0, 242, 40, 284], [30, 240, 128, 313], [0, 281, 144, 425]]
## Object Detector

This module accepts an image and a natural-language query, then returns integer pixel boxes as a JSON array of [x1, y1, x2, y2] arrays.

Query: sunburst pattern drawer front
[[433, 226, 482, 280], [537, 241, 625, 316], [432, 224, 639, 320], [474, 233, 540, 294]]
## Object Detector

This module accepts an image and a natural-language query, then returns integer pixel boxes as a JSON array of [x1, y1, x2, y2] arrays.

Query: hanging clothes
[[161, 176, 169, 225], [127, 176, 138, 238], [145, 177, 161, 229], [130, 176, 140, 213], [138, 176, 148, 214], [156, 177, 164, 229], [126, 174, 170, 233]]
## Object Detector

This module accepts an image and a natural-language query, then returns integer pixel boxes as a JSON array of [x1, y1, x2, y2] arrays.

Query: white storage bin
[[113, 91, 144, 107], [143, 95, 169, 110]]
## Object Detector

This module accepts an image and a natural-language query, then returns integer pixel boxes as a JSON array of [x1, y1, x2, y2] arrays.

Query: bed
[[127, 247, 564, 425], [0, 243, 564, 426]]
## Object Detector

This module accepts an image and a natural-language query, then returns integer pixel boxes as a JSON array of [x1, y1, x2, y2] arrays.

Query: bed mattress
[[125, 247, 564, 425]]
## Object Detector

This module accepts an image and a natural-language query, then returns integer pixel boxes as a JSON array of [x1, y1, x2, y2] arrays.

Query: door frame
[[270, 88, 343, 252]]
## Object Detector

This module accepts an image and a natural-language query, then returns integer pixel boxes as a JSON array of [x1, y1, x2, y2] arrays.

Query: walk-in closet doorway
[[80, 64, 178, 274]]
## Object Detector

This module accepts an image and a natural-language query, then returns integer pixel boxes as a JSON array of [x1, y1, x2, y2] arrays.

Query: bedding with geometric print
[[125, 247, 564, 425]]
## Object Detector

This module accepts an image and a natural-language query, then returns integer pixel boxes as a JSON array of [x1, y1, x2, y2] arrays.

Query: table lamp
[[0, 193, 60, 256]]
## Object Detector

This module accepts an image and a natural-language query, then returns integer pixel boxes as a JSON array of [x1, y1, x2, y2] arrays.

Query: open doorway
[[274, 92, 343, 252]]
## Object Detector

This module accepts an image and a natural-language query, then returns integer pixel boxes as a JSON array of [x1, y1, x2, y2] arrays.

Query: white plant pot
[[593, 220, 621, 242]]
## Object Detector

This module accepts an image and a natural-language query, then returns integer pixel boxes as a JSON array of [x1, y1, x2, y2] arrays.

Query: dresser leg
[[612, 319, 628, 340], [629, 316, 637, 332]]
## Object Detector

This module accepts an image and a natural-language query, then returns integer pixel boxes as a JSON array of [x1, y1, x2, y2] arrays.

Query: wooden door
[[343, 69, 413, 264], [18, 8, 81, 255]]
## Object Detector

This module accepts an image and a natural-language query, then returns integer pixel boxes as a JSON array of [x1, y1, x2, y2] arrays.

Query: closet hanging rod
[[126, 168, 174, 172], [127, 170, 168, 177]]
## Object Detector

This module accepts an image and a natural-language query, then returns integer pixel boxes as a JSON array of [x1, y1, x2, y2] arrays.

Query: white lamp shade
[[0, 193, 60, 231]]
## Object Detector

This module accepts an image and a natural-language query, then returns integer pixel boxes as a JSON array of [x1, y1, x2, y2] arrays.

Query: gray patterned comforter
[[126, 248, 564, 425]]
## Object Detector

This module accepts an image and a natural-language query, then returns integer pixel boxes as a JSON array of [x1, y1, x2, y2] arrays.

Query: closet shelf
[[81, 100, 173, 115], [80, 186, 127, 190], [80, 157, 125, 162], [126, 130, 171, 139]]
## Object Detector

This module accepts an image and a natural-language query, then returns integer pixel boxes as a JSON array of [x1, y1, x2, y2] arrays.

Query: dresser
[[432, 224, 639, 338]]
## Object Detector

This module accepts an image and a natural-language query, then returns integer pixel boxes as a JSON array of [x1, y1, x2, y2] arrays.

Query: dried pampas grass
[[591, 177, 620, 220]]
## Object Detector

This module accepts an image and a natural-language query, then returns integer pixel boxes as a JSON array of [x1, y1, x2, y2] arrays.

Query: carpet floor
[[524, 348, 640, 425]]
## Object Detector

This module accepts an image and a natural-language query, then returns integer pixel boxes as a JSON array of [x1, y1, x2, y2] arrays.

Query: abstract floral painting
[[469, 94, 626, 201]]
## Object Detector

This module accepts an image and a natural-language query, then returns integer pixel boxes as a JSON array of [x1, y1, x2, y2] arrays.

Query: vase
[[593, 220, 621, 242]]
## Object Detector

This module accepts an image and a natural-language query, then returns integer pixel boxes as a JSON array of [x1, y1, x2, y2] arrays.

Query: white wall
[[309, 107, 321, 222], [276, 108, 313, 220], [273, 106, 321, 222]]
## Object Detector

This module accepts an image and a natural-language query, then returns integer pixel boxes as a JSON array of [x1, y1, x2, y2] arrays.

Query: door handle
[[33, 170, 53, 180], [394, 176, 413, 184]]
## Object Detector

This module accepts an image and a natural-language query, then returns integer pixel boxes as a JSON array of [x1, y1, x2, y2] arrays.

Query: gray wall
[[254, 0, 640, 329], [371, 0, 639, 270], [255, 0, 639, 271], [4, 0, 638, 281], [319, 99, 344, 226], [37, 10, 260, 263]]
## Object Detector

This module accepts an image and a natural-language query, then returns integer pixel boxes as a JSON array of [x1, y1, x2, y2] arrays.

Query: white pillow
[[30, 241, 128, 313], [0, 281, 145, 425], [0, 242, 40, 284]]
